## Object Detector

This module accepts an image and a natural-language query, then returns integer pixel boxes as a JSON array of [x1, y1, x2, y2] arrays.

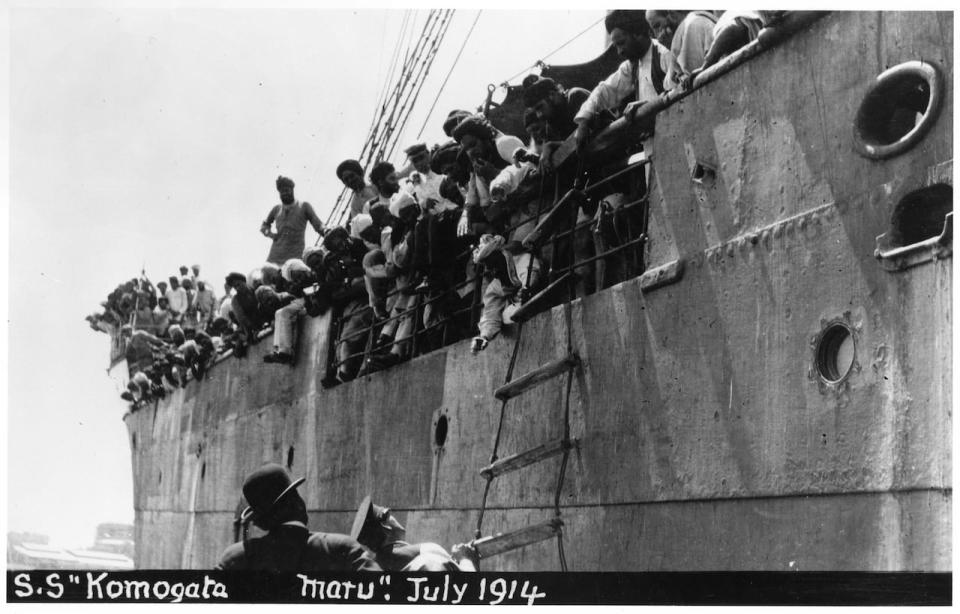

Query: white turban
[[281, 258, 312, 282], [351, 213, 374, 238], [388, 190, 417, 218]]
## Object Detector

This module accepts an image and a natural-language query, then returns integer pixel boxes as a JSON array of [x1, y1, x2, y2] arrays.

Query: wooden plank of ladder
[[480, 438, 576, 480], [494, 354, 579, 401], [474, 518, 563, 559], [509, 272, 572, 324]]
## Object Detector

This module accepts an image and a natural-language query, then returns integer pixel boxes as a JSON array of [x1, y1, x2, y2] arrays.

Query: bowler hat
[[239, 464, 305, 523], [350, 495, 390, 549]]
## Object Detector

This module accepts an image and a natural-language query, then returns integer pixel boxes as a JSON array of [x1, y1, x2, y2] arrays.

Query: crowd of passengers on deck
[[88, 10, 784, 408]]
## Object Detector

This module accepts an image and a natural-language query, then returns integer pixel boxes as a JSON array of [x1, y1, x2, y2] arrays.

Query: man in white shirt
[[165, 276, 188, 322], [646, 10, 717, 77], [574, 10, 678, 151], [402, 143, 445, 211]]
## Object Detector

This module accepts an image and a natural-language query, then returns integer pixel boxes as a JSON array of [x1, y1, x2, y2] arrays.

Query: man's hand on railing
[[574, 122, 591, 152], [623, 100, 648, 123], [680, 67, 704, 91], [539, 141, 562, 174]]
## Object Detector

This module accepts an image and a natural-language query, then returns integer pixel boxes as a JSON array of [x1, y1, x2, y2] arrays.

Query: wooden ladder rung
[[480, 438, 576, 480], [509, 272, 572, 324], [494, 354, 579, 401], [474, 518, 563, 559]]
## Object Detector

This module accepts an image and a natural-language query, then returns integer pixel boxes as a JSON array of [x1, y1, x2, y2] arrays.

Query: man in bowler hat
[[217, 464, 380, 571]]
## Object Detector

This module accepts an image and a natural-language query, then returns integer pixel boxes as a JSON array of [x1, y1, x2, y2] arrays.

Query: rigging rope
[[388, 10, 455, 157], [327, 9, 454, 227], [500, 15, 605, 86], [370, 10, 445, 165], [414, 9, 482, 140]]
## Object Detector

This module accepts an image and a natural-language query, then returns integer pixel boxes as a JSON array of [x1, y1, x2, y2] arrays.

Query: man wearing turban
[[260, 176, 325, 265], [573, 10, 679, 151]]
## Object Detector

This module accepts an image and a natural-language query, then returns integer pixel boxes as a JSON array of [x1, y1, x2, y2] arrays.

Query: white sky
[[5, 5, 607, 548]]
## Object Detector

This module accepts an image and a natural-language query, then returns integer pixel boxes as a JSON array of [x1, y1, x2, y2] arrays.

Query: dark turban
[[522, 77, 561, 107], [521, 73, 540, 88], [336, 159, 363, 180], [430, 141, 462, 174], [368, 161, 395, 188], [225, 272, 248, 287], [450, 115, 497, 144], [442, 109, 472, 137], [605, 10, 650, 36], [276, 175, 295, 190], [322, 226, 350, 249], [439, 176, 465, 207]]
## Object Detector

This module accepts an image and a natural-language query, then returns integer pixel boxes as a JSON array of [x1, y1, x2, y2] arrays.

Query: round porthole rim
[[814, 321, 856, 385], [852, 60, 943, 161]]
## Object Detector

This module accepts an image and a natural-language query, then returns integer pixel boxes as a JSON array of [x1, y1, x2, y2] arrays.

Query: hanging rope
[[551, 160, 587, 573], [474, 319, 525, 539]]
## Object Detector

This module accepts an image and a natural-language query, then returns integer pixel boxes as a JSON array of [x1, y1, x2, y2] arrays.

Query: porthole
[[815, 323, 856, 384], [853, 61, 943, 160], [889, 184, 952, 247], [434, 415, 448, 448]]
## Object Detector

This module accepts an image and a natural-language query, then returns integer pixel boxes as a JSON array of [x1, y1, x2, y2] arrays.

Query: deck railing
[[325, 153, 652, 381], [134, 11, 828, 384]]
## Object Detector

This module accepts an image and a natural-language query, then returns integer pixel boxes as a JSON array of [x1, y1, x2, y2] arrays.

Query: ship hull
[[125, 11, 952, 571]]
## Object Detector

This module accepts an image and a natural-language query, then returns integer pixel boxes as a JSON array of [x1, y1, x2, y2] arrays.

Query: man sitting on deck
[[262, 258, 317, 365], [645, 10, 717, 79], [682, 11, 783, 86], [320, 226, 375, 388]]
